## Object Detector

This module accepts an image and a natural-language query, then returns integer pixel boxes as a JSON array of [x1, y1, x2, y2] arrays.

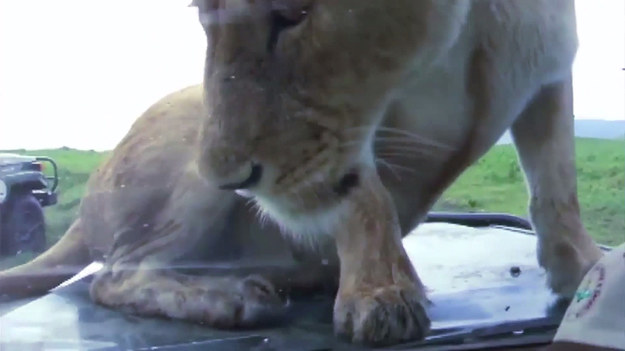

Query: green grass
[[1, 138, 623, 269], [432, 138, 625, 246]]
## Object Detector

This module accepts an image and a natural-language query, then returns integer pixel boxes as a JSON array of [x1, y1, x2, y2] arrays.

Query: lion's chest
[[385, 54, 477, 150], [384, 41, 543, 153]]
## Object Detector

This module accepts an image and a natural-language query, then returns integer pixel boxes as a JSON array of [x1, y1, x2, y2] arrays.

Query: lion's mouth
[[218, 163, 263, 191], [235, 189, 255, 198], [234, 170, 360, 200]]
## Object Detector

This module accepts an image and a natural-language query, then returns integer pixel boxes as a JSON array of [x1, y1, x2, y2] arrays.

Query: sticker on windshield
[[565, 263, 606, 320]]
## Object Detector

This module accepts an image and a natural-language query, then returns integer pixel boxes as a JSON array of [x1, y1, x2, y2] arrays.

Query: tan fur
[[0, 0, 603, 347]]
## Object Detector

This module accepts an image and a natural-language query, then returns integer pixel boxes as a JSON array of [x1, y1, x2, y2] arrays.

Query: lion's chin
[[248, 188, 346, 241], [232, 167, 360, 240]]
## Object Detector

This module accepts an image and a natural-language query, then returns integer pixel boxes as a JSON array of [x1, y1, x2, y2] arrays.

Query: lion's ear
[[188, 0, 197, 8]]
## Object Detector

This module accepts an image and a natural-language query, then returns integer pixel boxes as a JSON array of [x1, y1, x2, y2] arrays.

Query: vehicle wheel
[[0, 193, 47, 256]]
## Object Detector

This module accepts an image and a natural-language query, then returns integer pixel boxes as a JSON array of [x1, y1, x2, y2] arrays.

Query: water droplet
[[321, 259, 329, 265], [229, 75, 236, 80], [120, 184, 126, 188], [143, 223, 150, 228]]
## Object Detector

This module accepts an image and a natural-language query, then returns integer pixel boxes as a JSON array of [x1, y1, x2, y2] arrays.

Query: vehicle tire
[[0, 193, 47, 256]]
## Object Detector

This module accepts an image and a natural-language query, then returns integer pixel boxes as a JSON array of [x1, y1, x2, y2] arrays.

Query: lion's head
[[191, 0, 468, 234]]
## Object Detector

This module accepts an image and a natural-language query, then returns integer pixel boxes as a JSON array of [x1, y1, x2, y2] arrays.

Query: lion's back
[[78, 84, 206, 258]]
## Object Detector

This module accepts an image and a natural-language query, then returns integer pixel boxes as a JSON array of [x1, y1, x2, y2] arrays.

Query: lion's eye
[[267, 7, 309, 52]]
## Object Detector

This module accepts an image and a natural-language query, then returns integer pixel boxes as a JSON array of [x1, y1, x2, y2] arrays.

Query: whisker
[[376, 159, 421, 176], [248, 199, 272, 229], [344, 125, 454, 150], [340, 137, 442, 149], [251, 202, 269, 228], [374, 136, 446, 146], [376, 127, 453, 149], [375, 145, 441, 157], [375, 158, 402, 181], [376, 151, 436, 163], [340, 138, 452, 157], [338, 133, 452, 156]]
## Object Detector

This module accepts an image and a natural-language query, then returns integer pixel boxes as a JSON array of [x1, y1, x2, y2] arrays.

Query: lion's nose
[[218, 162, 263, 190]]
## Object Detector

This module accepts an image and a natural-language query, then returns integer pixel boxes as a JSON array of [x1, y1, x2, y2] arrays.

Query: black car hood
[[1, 222, 598, 351]]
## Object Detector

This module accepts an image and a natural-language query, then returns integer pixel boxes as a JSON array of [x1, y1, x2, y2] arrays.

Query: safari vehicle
[[0, 153, 59, 256], [0, 213, 613, 351]]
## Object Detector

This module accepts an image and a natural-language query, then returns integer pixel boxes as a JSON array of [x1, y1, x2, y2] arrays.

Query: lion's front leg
[[332, 169, 430, 346]]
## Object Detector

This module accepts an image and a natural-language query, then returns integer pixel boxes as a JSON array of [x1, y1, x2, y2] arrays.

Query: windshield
[[0, 1, 623, 351]]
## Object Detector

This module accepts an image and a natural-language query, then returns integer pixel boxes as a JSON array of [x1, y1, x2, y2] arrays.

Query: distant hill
[[497, 119, 625, 145]]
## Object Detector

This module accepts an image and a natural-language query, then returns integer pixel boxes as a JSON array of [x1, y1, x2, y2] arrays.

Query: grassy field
[[1, 137, 623, 269], [431, 138, 624, 245]]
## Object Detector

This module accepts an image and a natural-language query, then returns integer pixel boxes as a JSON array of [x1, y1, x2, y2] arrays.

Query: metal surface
[[0, 154, 36, 166], [424, 212, 533, 231], [0, 223, 582, 350]]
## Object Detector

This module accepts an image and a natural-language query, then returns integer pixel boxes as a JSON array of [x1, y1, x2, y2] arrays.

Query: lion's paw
[[236, 274, 289, 320], [173, 274, 288, 329], [333, 285, 431, 346], [538, 240, 603, 300]]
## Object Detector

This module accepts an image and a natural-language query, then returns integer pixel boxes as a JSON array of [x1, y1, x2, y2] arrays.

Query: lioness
[[0, 0, 603, 347]]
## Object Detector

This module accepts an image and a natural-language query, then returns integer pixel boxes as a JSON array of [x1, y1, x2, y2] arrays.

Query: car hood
[[0, 222, 612, 351]]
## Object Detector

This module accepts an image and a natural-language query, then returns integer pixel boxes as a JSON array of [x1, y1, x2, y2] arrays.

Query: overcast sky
[[0, 0, 623, 151]]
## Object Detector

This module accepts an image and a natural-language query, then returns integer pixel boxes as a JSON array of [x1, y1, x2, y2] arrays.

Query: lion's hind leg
[[87, 190, 335, 329], [511, 74, 603, 298], [89, 265, 288, 328], [86, 194, 292, 329]]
